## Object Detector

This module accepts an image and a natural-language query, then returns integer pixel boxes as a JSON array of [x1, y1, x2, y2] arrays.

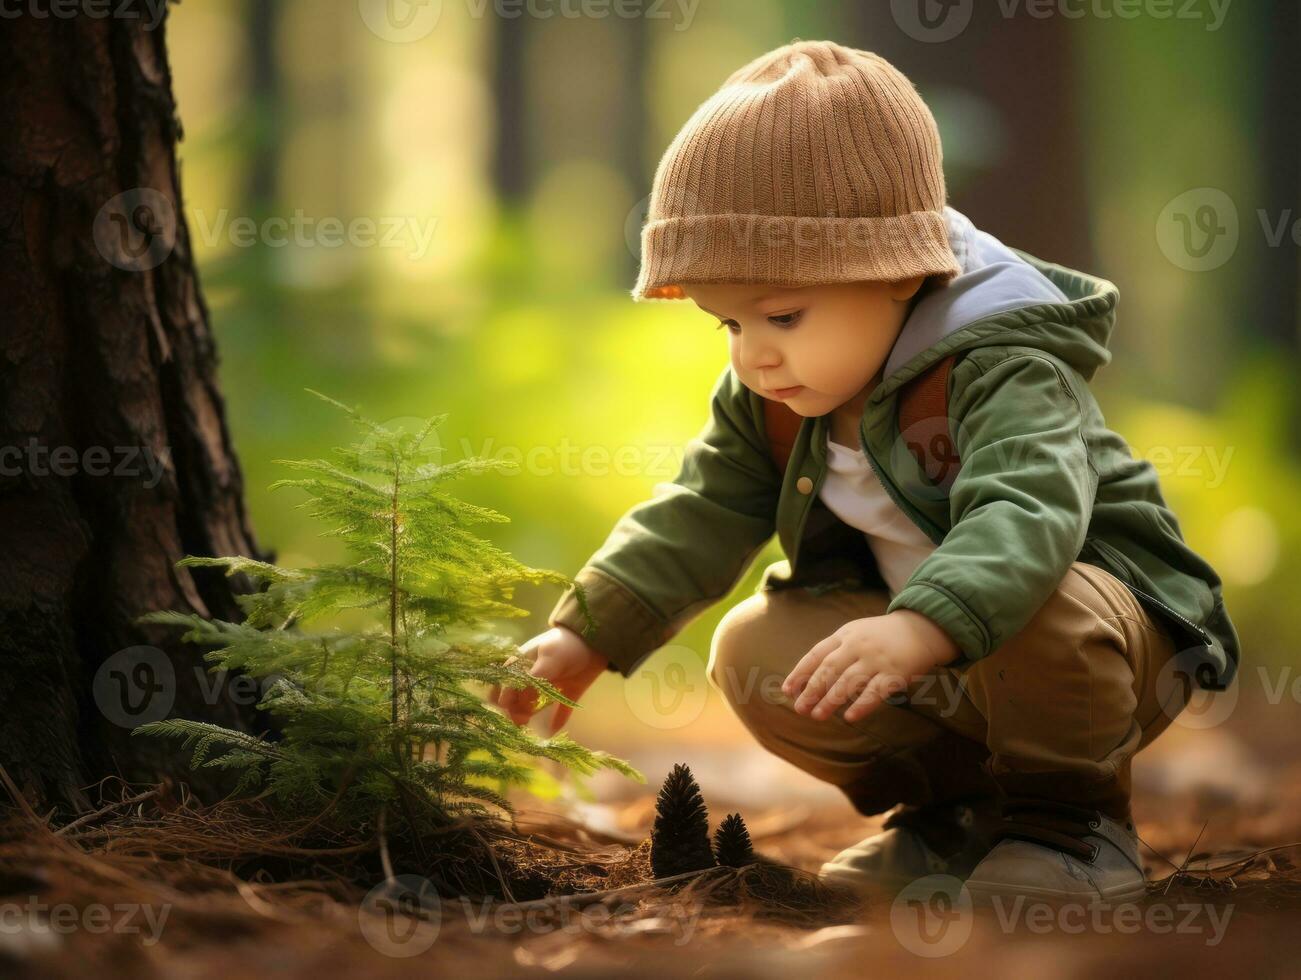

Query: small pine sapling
[[135, 391, 641, 837], [649, 763, 716, 879], [712, 812, 756, 868]]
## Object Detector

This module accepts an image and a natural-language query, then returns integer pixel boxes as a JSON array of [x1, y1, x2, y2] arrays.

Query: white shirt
[[818, 433, 939, 597]]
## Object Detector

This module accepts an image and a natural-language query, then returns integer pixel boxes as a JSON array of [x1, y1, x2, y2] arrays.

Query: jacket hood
[[879, 207, 1119, 388]]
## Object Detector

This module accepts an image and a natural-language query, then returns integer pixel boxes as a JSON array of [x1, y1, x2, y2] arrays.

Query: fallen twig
[[1164, 818, 1210, 896], [54, 788, 161, 837], [488, 864, 729, 914]]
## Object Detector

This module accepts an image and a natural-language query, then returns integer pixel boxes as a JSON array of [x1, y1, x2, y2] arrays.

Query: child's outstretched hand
[[489, 626, 610, 735], [781, 610, 960, 724]]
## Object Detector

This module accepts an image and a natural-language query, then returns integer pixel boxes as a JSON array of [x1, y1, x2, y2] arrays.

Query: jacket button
[[796, 476, 814, 495]]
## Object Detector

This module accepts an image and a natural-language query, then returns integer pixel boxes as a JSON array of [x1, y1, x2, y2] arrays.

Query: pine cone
[[712, 812, 756, 868], [650, 763, 716, 879]]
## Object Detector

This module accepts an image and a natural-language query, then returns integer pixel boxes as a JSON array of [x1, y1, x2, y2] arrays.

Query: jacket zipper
[[1085, 538, 1213, 645], [1117, 580, 1212, 645]]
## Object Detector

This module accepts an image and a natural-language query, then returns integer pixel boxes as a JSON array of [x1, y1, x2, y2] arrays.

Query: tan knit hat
[[632, 39, 962, 301]]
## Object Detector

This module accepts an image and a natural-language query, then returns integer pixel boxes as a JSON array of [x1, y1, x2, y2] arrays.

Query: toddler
[[492, 39, 1240, 905]]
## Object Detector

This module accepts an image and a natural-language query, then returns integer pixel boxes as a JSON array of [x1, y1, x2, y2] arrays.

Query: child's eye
[[713, 312, 801, 333]]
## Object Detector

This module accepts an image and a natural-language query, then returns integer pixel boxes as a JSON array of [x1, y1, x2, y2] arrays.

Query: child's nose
[[737, 334, 781, 373]]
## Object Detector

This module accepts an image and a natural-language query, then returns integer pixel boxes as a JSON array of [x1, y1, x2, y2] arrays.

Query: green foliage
[[136, 391, 641, 833]]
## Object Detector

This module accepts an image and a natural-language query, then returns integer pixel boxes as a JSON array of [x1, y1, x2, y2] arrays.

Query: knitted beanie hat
[[632, 39, 962, 301]]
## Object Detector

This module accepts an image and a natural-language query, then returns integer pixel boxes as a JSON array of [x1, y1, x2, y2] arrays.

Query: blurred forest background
[[166, 0, 1300, 791]]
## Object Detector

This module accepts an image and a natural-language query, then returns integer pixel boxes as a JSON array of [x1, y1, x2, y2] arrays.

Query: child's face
[[681, 278, 925, 418]]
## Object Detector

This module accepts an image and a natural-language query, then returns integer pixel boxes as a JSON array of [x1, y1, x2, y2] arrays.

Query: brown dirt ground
[[3, 690, 1299, 978]]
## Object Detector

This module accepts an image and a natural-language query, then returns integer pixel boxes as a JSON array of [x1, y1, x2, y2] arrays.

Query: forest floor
[[3, 689, 1299, 979]]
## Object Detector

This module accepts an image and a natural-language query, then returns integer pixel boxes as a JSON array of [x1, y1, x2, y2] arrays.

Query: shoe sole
[[965, 876, 1149, 906], [818, 865, 923, 896], [818, 862, 981, 897]]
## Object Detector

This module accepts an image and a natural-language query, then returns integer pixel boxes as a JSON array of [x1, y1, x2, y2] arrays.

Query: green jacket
[[549, 209, 1240, 692]]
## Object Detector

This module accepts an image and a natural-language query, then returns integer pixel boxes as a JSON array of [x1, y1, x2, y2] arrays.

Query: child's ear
[[888, 275, 927, 303]]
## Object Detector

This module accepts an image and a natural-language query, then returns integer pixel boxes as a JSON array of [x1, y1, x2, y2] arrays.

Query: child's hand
[[489, 626, 610, 735], [781, 610, 960, 724]]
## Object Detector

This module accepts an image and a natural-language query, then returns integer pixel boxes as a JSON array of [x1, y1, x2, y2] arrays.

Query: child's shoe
[[963, 798, 1147, 905], [819, 796, 1003, 895]]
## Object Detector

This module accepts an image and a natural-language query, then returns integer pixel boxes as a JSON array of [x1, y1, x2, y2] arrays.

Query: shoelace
[[990, 797, 1103, 864]]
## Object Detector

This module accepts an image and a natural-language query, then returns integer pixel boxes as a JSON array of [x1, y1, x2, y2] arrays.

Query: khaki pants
[[706, 561, 1190, 821]]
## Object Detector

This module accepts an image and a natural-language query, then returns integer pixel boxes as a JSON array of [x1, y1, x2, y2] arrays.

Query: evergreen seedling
[[650, 763, 716, 878], [135, 391, 640, 835], [713, 812, 756, 868]]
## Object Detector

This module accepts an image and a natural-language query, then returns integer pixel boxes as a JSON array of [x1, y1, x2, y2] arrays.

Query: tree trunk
[[491, 12, 531, 205], [0, 8, 269, 814], [845, 3, 1094, 272], [1259, 0, 1301, 449]]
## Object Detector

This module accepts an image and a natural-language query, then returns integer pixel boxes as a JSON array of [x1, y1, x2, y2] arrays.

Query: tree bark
[[1259, 0, 1301, 449], [0, 7, 269, 814], [491, 12, 531, 205], [845, 3, 1095, 272]]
